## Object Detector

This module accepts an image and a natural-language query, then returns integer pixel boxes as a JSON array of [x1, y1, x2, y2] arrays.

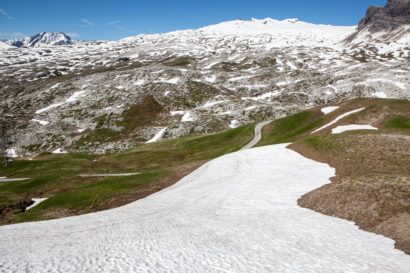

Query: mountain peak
[[196, 17, 353, 36], [358, 0, 410, 31], [11, 32, 73, 47]]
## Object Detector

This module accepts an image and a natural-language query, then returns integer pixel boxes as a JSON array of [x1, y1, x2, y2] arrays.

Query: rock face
[[358, 0, 410, 31]]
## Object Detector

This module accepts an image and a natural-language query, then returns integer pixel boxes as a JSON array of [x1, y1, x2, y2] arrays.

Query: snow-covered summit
[[122, 18, 356, 49], [10, 32, 73, 47], [199, 17, 354, 35]]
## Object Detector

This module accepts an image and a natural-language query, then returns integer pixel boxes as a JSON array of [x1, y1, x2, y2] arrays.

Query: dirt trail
[[241, 120, 272, 150]]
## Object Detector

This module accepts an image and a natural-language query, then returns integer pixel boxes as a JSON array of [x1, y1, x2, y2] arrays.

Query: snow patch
[[242, 91, 279, 101], [146, 128, 167, 143], [372, 92, 388, 99], [25, 198, 48, 211], [31, 119, 50, 126], [52, 148, 68, 154], [245, 106, 257, 111], [204, 75, 216, 83], [321, 106, 339, 115], [35, 91, 86, 114], [49, 83, 60, 90], [201, 100, 227, 108], [229, 120, 240, 129], [133, 79, 145, 86], [181, 111, 196, 122], [312, 108, 365, 134], [332, 125, 378, 134], [5, 149, 18, 158], [162, 78, 180, 84], [170, 111, 186, 116]]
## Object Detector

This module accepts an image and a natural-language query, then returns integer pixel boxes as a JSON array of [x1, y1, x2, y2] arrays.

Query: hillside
[[0, 0, 409, 271], [0, 125, 253, 224], [0, 98, 410, 272], [2, 97, 409, 257], [259, 98, 410, 254], [1, 15, 408, 157]]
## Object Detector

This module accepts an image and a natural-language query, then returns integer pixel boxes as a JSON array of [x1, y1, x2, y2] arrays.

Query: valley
[[0, 0, 409, 271]]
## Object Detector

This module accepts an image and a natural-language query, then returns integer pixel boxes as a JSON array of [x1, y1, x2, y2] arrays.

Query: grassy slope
[[2, 96, 409, 254], [259, 98, 410, 254], [0, 124, 254, 224]]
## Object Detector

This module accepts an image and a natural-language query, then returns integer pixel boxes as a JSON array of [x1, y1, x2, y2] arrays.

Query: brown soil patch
[[290, 133, 410, 254], [0, 199, 33, 224]]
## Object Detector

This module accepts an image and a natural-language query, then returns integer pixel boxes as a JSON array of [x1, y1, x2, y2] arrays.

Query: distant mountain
[[0, 41, 14, 50], [122, 18, 355, 49], [0, 9, 409, 156], [10, 32, 73, 47]]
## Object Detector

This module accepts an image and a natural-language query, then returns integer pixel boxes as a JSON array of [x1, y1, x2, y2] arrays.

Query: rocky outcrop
[[358, 0, 410, 32]]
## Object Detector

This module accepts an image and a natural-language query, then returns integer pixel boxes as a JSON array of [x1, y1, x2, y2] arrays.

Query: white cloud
[[0, 32, 25, 39], [66, 32, 79, 38], [0, 8, 12, 19], [81, 18, 94, 26], [106, 20, 121, 26]]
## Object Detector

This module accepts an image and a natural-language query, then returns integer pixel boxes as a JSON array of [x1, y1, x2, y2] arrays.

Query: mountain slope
[[0, 4, 408, 156], [0, 125, 254, 224], [123, 18, 355, 49], [0, 100, 410, 273]]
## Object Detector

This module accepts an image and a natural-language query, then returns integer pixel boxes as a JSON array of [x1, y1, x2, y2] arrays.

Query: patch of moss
[[386, 116, 410, 130]]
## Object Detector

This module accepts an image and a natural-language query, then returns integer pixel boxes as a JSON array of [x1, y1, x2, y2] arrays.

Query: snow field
[[0, 145, 410, 272]]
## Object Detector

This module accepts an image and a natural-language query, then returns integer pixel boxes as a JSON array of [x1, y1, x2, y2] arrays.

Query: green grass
[[0, 124, 254, 224], [3, 98, 408, 224], [257, 110, 324, 146], [300, 136, 342, 152], [386, 116, 410, 130], [41, 171, 164, 211], [259, 98, 410, 147]]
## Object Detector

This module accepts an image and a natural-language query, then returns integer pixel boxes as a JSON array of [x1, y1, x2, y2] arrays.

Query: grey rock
[[358, 0, 410, 32]]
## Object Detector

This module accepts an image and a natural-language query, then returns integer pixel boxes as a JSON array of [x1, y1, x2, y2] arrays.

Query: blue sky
[[0, 0, 387, 41]]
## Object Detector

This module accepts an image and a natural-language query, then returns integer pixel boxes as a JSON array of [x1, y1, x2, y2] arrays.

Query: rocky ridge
[[9, 32, 73, 48], [359, 0, 410, 32]]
